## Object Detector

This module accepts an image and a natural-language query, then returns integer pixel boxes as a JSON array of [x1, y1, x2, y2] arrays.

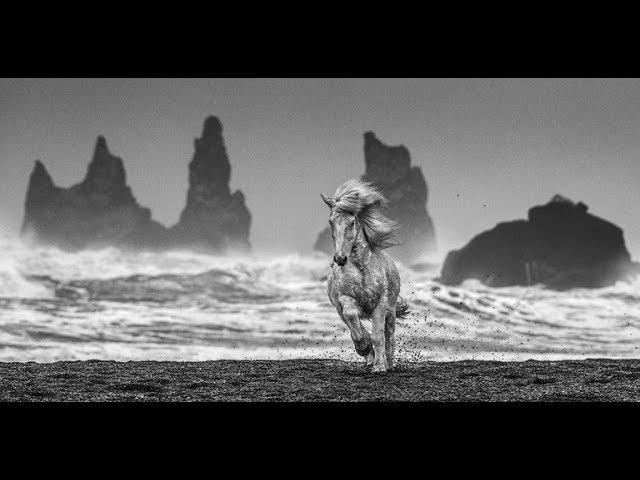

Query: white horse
[[322, 178, 408, 373]]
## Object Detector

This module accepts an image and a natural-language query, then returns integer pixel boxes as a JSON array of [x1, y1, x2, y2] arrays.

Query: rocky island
[[21, 116, 251, 253], [439, 195, 639, 289], [315, 131, 436, 263]]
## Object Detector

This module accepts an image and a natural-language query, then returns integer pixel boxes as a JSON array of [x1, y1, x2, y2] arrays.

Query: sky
[[1, 78, 640, 258]]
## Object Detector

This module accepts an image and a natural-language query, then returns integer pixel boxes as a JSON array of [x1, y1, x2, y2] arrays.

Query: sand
[[1, 359, 639, 401]]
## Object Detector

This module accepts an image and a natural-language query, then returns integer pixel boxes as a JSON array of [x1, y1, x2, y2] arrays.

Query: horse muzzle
[[333, 254, 347, 266]]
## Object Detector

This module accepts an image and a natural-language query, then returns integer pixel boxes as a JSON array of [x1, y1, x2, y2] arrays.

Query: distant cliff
[[21, 116, 251, 253], [314, 131, 436, 263], [439, 195, 639, 289]]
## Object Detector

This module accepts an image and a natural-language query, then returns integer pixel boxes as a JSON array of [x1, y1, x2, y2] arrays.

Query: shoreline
[[1, 359, 639, 401]]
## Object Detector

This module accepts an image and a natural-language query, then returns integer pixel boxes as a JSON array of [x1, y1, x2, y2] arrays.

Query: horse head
[[322, 194, 358, 266]]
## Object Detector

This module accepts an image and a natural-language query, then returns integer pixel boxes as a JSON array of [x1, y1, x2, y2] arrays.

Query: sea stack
[[170, 116, 251, 252], [314, 131, 436, 263], [21, 136, 166, 250], [439, 195, 639, 289], [21, 116, 251, 253]]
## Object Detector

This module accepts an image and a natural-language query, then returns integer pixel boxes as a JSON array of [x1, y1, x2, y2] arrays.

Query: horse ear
[[321, 194, 335, 208]]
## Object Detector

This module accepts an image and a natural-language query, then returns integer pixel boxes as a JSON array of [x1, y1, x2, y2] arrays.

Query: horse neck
[[351, 222, 374, 268]]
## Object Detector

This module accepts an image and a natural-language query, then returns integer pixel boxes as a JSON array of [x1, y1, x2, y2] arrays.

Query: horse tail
[[395, 296, 410, 319]]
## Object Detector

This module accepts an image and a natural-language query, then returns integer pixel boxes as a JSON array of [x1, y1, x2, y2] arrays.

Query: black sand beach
[[1, 359, 639, 401]]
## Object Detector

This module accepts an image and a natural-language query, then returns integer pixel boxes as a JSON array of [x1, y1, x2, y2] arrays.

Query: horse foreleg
[[371, 301, 388, 373], [339, 296, 371, 357], [365, 350, 375, 368], [385, 309, 396, 370]]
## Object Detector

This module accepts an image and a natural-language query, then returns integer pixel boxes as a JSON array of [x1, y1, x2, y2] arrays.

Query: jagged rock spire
[[29, 160, 54, 191], [21, 118, 251, 253], [21, 136, 156, 249], [186, 116, 231, 199], [173, 116, 251, 251], [82, 135, 128, 195], [22, 160, 56, 230], [201, 115, 223, 137]]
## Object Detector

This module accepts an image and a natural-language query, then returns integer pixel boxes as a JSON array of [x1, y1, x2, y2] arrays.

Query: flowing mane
[[333, 178, 399, 250]]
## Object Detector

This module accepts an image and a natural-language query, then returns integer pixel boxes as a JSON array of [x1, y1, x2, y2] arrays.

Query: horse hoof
[[356, 345, 372, 357], [365, 352, 375, 367], [372, 365, 387, 374]]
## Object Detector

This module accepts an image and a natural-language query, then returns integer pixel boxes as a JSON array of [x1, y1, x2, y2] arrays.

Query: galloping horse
[[322, 178, 407, 373]]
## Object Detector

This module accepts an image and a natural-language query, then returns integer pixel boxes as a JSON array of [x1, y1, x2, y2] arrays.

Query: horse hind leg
[[385, 308, 396, 370], [339, 297, 371, 358]]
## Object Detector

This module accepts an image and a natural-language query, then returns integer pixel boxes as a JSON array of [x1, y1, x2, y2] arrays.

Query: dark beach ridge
[[1, 359, 639, 402]]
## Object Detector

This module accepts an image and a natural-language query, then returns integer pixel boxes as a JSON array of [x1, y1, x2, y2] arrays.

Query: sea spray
[[0, 235, 638, 362]]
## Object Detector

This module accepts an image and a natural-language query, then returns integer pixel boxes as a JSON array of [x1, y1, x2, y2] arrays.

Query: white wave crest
[[0, 234, 639, 362]]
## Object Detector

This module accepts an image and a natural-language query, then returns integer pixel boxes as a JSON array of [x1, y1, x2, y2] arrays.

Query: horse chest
[[330, 264, 382, 314]]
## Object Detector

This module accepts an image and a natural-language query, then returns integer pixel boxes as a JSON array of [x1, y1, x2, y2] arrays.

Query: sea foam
[[0, 235, 638, 362]]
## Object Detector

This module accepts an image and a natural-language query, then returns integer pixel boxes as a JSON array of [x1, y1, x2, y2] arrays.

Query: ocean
[[1, 235, 639, 363]]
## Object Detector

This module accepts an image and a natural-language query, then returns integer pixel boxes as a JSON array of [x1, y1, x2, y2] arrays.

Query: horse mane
[[333, 178, 399, 250]]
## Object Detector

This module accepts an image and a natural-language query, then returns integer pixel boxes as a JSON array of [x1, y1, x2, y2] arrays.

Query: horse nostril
[[334, 254, 347, 266]]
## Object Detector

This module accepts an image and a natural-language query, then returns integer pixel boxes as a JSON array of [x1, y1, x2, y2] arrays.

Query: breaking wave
[[0, 234, 639, 362]]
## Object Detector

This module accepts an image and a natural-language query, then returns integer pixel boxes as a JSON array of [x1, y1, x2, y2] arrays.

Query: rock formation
[[21, 136, 167, 250], [21, 116, 251, 253], [439, 195, 639, 289], [170, 116, 251, 252], [314, 131, 436, 263]]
